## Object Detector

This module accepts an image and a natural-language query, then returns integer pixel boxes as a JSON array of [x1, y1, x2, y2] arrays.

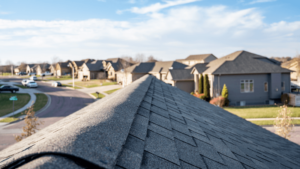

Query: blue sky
[[0, 0, 299, 64]]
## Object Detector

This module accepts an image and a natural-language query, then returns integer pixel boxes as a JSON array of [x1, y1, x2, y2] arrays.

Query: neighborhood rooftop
[[1, 75, 299, 169], [126, 61, 188, 73], [176, 54, 214, 61], [203, 50, 291, 74]]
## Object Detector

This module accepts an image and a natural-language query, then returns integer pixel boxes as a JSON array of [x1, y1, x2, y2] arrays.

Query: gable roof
[[106, 58, 134, 71], [85, 60, 105, 71], [191, 63, 209, 74], [1, 75, 300, 169], [168, 69, 194, 81], [126, 61, 188, 74], [57, 61, 72, 68], [26, 64, 35, 68], [203, 50, 292, 74], [281, 57, 298, 68], [177, 54, 216, 62]]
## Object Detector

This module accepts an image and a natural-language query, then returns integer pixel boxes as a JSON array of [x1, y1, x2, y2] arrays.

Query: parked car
[[17, 72, 27, 76], [28, 72, 36, 76], [26, 81, 38, 88], [0, 85, 19, 93], [41, 71, 53, 76], [30, 76, 38, 81], [51, 81, 62, 87], [22, 79, 29, 86]]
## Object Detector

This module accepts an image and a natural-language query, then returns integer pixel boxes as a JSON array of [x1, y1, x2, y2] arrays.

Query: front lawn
[[45, 76, 72, 81], [91, 92, 106, 99], [61, 84, 82, 89], [224, 106, 300, 119], [104, 88, 121, 94], [0, 93, 48, 123], [0, 93, 31, 117], [72, 80, 117, 88], [250, 119, 300, 126], [14, 84, 29, 89]]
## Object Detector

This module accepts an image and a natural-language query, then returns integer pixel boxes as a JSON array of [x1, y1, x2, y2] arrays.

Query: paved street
[[263, 126, 300, 145], [0, 77, 95, 151]]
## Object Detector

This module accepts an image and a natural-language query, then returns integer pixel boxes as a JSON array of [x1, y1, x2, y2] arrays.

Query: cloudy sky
[[0, 0, 299, 64]]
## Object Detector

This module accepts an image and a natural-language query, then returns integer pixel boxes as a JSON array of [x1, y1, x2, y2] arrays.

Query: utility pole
[[72, 66, 74, 88]]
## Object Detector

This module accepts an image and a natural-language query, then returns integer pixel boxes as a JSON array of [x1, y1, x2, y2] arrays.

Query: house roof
[[106, 58, 133, 71], [203, 50, 292, 74], [85, 60, 105, 71], [1, 75, 300, 169], [26, 64, 35, 68], [57, 61, 72, 68], [281, 57, 298, 68], [177, 54, 216, 61], [126, 61, 188, 73], [168, 69, 194, 81], [191, 63, 209, 74]]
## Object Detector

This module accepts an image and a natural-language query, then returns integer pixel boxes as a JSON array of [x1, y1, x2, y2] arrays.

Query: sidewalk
[[77, 85, 121, 96]]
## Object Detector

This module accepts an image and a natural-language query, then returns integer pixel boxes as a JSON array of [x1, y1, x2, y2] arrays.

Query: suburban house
[[69, 59, 95, 78], [117, 61, 188, 86], [56, 61, 72, 77], [106, 58, 135, 81], [281, 57, 298, 81], [165, 68, 194, 93], [36, 63, 51, 75], [26, 64, 36, 73], [191, 50, 292, 106], [176, 54, 217, 66], [78, 60, 107, 80], [1, 75, 299, 168]]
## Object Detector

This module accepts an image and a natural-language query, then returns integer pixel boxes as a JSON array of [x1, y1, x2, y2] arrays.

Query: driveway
[[263, 126, 300, 145], [77, 84, 121, 96], [0, 77, 95, 151]]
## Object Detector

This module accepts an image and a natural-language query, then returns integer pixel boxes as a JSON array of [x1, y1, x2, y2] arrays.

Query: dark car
[[17, 72, 27, 76], [0, 85, 19, 93]]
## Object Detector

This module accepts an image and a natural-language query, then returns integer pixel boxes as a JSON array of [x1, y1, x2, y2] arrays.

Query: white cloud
[[122, 0, 199, 14], [0, 5, 299, 64], [128, 0, 136, 4], [249, 0, 276, 5]]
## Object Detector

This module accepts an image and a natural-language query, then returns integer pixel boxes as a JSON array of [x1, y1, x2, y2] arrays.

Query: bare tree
[[134, 53, 146, 63], [147, 55, 159, 62], [19, 62, 27, 72]]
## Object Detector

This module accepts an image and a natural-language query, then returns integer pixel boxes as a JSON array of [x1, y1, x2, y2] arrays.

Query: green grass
[[0, 73, 13, 76], [104, 88, 121, 94], [14, 84, 29, 89], [71, 80, 118, 88], [91, 93, 106, 99], [0, 93, 48, 123], [45, 76, 72, 81], [250, 119, 300, 126], [0, 93, 31, 117], [224, 106, 300, 119]]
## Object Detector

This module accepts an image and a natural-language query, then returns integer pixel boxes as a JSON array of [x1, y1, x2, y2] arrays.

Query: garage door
[[175, 81, 194, 93]]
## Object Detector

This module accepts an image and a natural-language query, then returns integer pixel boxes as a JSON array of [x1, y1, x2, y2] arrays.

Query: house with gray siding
[[191, 50, 292, 106], [165, 68, 194, 93]]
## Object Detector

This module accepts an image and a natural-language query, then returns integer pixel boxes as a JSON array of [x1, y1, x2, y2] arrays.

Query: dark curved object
[[2, 152, 106, 169]]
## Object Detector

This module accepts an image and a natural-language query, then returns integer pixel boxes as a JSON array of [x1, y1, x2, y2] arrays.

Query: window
[[264, 82, 268, 92], [241, 80, 254, 93], [282, 82, 285, 91]]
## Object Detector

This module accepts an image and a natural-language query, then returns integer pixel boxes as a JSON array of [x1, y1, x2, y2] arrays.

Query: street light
[[68, 64, 75, 88]]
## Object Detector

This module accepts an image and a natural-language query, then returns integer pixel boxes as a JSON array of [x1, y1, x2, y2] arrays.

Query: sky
[[0, 0, 299, 64]]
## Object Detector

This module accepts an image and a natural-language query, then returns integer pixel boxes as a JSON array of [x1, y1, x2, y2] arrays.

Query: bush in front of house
[[209, 96, 225, 107], [203, 74, 211, 101], [200, 95, 206, 100], [221, 84, 229, 106], [190, 92, 194, 95], [199, 74, 203, 94], [281, 94, 290, 105]]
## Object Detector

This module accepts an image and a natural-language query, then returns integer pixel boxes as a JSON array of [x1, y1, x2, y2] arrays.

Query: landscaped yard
[[0, 93, 31, 117], [0, 73, 13, 76], [71, 80, 117, 88], [0, 93, 48, 123], [224, 106, 300, 119], [250, 119, 300, 126], [61, 84, 82, 89], [104, 88, 121, 94], [45, 76, 72, 81], [14, 84, 29, 89], [91, 92, 106, 99]]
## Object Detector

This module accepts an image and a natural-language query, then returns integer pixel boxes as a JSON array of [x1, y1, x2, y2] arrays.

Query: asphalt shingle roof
[[169, 69, 194, 80], [126, 61, 188, 73], [85, 60, 105, 71], [1, 75, 300, 169], [204, 50, 291, 74], [177, 54, 215, 61]]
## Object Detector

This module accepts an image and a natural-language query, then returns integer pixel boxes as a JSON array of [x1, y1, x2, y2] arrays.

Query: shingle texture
[[1, 75, 300, 169], [177, 54, 216, 61], [126, 61, 188, 73], [204, 50, 291, 74], [169, 69, 194, 80]]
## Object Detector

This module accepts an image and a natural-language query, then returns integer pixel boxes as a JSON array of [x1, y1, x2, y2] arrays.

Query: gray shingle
[[207, 135, 238, 160], [150, 105, 169, 118], [149, 112, 172, 130], [171, 120, 191, 135], [137, 107, 150, 119], [220, 154, 245, 169], [203, 156, 228, 169], [129, 114, 149, 140], [180, 161, 201, 169], [124, 135, 145, 155], [148, 122, 174, 140], [195, 139, 224, 164], [144, 131, 180, 165], [141, 101, 151, 110], [117, 148, 143, 169], [141, 152, 181, 169], [175, 139, 207, 169], [173, 130, 196, 146]]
